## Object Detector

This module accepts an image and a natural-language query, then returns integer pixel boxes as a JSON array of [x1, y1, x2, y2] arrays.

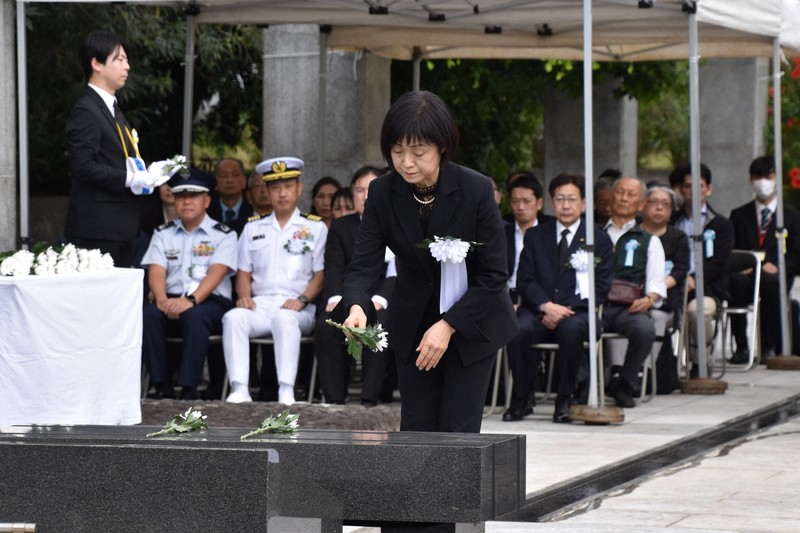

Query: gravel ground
[[140, 399, 401, 431]]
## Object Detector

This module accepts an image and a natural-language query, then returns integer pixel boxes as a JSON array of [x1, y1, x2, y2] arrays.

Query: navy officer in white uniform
[[222, 157, 328, 405], [141, 170, 238, 400]]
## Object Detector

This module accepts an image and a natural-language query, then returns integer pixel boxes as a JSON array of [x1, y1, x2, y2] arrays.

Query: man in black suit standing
[[65, 31, 165, 267], [505, 173, 613, 423], [729, 155, 800, 361], [315, 165, 396, 405]]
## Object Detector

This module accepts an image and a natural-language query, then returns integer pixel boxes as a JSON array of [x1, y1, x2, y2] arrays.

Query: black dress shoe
[[730, 348, 750, 365], [609, 380, 635, 408], [502, 398, 533, 421], [361, 400, 378, 408], [179, 387, 198, 401], [148, 383, 175, 400], [553, 396, 572, 423]]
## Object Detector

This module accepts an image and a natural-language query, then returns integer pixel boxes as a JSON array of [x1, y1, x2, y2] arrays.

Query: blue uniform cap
[[168, 167, 214, 194]]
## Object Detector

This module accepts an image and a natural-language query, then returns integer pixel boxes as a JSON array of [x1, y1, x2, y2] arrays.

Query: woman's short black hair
[[80, 31, 126, 80], [548, 173, 586, 198], [380, 91, 460, 170]]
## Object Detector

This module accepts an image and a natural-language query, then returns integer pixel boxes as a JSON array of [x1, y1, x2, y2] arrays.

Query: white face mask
[[752, 178, 776, 201]]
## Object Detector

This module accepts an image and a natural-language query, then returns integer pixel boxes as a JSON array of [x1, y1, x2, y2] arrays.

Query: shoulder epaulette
[[247, 214, 262, 222], [214, 222, 233, 234], [300, 212, 322, 222], [155, 221, 175, 232]]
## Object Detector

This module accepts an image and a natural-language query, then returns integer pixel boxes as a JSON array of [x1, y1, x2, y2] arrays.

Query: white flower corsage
[[417, 236, 481, 312], [567, 249, 600, 300], [1, 244, 114, 277]]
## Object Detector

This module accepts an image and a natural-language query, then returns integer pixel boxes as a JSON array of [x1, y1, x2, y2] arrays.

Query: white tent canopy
[[21, 0, 796, 60]]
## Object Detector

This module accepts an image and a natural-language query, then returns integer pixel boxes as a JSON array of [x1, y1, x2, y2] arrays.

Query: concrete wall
[[543, 79, 638, 213], [261, 25, 389, 210], [698, 58, 769, 217], [0, 0, 17, 250]]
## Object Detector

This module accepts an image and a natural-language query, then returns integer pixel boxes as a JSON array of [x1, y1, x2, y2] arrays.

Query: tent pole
[[772, 37, 791, 355], [582, 0, 599, 410], [688, 8, 709, 377], [318, 28, 329, 180], [181, 14, 196, 160], [412, 47, 421, 91], [16, 0, 30, 249]]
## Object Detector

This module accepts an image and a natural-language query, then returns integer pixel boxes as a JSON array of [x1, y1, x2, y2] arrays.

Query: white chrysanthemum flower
[[429, 236, 471, 264], [1, 250, 35, 276], [569, 250, 591, 272]]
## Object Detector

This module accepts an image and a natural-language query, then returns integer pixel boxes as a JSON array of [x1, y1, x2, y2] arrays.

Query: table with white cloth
[[0, 268, 143, 426]]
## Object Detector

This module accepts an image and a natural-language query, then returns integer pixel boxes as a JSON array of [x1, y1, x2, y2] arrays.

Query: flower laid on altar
[[0, 243, 114, 277], [146, 407, 208, 438], [416, 236, 481, 264], [566, 249, 601, 271], [240, 409, 299, 440], [325, 319, 388, 360]]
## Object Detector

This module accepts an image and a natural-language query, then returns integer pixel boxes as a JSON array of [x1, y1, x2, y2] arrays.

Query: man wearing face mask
[[729, 155, 800, 363]]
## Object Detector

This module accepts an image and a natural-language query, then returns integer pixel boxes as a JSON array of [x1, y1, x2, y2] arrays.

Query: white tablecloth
[[0, 268, 143, 426]]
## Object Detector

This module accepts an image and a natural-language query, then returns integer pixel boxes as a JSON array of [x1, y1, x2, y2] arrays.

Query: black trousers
[[729, 271, 785, 351]]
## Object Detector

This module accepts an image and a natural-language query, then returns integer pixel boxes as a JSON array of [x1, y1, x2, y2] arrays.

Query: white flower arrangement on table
[[325, 319, 389, 361], [146, 407, 208, 438], [0, 243, 114, 277], [240, 409, 299, 440]]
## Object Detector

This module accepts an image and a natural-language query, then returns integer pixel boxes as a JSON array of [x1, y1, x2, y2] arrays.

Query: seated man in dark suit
[[669, 163, 733, 370], [505, 172, 554, 306], [505, 173, 613, 423], [315, 165, 396, 406], [207, 158, 254, 236], [729, 155, 800, 361]]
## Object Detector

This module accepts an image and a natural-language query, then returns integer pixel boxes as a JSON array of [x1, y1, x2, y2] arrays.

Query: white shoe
[[226, 390, 252, 403], [278, 385, 295, 406]]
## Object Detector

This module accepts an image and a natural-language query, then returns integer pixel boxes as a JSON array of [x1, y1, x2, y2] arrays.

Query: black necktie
[[558, 228, 570, 265], [225, 209, 235, 225], [114, 100, 125, 125], [760, 207, 771, 233]]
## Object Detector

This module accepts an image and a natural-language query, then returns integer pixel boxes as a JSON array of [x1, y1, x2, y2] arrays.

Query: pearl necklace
[[412, 191, 435, 205]]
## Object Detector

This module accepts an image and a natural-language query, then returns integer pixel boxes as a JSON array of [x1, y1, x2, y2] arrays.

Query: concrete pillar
[[0, 0, 17, 250], [261, 25, 389, 209], [699, 58, 769, 216], [543, 79, 638, 188]]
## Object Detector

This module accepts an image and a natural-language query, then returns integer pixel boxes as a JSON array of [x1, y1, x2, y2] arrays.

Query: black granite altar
[[0, 426, 279, 532], [0, 425, 525, 532]]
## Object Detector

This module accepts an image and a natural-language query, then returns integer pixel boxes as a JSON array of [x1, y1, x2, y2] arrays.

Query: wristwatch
[[186, 294, 197, 306], [297, 295, 310, 306]]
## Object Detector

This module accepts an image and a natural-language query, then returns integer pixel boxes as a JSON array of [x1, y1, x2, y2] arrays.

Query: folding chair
[[719, 250, 762, 371]]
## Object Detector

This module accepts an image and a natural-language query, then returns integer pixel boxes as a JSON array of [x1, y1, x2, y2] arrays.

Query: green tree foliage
[[25, 4, 262, 194]]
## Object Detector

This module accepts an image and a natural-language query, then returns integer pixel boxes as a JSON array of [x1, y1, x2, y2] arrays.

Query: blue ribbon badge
[[703, 229, 716, 258], [624, 239, 639, 267], [664, 260, 674, 277]]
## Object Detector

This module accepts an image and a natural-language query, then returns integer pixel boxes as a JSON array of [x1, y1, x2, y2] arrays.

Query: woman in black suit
[[340, 91, 518, 432]]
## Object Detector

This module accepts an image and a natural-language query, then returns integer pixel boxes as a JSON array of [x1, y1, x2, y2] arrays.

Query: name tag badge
[[165, 249, 180, 260]]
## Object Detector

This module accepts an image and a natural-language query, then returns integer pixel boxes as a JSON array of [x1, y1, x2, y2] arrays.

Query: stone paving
[[342, 366, 800, 532]]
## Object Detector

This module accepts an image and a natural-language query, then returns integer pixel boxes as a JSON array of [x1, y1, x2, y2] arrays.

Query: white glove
[[129, 171, 159, 195], [148, 160, 181, 179], [126, 158, 170, 195]]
